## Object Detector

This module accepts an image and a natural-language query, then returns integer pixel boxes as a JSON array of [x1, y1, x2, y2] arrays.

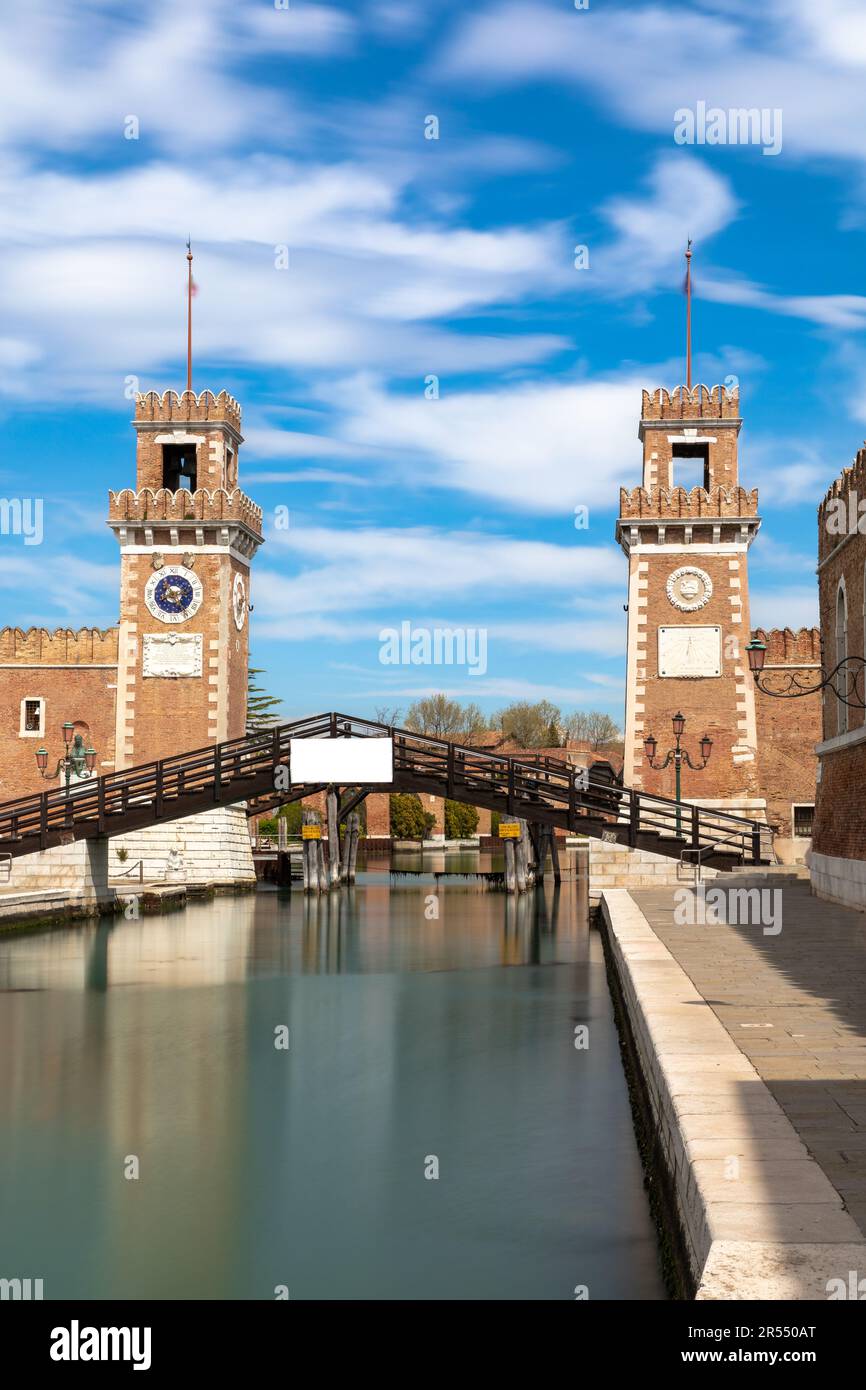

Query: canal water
[[0, 855, 665, 1300]]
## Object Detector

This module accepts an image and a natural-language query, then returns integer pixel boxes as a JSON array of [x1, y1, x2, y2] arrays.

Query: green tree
[[444, 799, 479, 838], [495, 699, 562, 748], [405, 694, 487, 739], [390, 793, 435, 840], [247, 667, 282, 735], [279, 801, 303, 835]]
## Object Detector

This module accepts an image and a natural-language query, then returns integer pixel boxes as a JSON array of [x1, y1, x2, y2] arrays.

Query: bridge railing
[[0, 710, 771, 865]]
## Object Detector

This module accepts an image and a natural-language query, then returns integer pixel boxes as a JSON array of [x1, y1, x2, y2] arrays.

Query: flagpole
[[685, 239, 692, 391], [186, 240, 193, 395]]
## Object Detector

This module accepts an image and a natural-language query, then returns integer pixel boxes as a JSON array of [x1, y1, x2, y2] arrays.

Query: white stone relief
[[666, 565, 713, 612], [142, 632, 203, 678]]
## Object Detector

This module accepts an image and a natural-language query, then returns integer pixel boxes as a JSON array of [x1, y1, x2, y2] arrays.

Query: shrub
[[390, 793, 435, 840], [280, 802, 303, 835], [444, 799, 478, 838]]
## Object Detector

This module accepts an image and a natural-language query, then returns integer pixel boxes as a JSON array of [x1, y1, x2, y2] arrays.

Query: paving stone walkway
[[634, 880, 866, 1237]]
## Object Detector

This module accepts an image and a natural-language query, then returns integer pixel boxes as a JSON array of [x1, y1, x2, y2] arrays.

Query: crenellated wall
[[0, 625, 118, 664], [109, 487, 262, 534], [619, 485, 758, 520], [641, 383, 740, 421], [135, 388, 242, 432]]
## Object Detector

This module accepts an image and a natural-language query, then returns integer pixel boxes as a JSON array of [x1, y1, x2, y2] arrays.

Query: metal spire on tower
[[684, 239, 693, 390]]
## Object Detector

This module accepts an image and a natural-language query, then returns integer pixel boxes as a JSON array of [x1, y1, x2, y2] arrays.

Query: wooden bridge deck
[[0, 712, 773, 868]]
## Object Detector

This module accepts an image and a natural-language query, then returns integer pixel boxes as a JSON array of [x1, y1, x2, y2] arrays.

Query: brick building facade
[[1, 388, 261, 887], [811, 445, 866, 905], [618, 384, 820, 860]]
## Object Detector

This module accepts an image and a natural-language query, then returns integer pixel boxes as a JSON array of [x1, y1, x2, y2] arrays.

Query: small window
[[20, 696, 45, 736], [162, 442, 197, 492], [793, 804, 814, 838]]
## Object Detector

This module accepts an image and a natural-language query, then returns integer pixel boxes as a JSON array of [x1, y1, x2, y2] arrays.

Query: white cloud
[[256, 523, 621, 620], [596, 156, 739, 295], [318, 372, 647, 513], [0, 157, 567, 400], [745, 434, 837, 507], [749, 584, 819, 631], [0, 553, 117, 623], [699, 276, 866, 331], [241, 4, 357, 55], [439, 0, 866, 167]]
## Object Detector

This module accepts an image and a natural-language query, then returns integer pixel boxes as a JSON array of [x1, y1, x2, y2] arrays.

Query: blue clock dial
[[154, 574, 194, 614]]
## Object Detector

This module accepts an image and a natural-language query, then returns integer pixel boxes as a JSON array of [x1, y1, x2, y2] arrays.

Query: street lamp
[[36, 723, 97, 797], [643, 712, 712, 838], [746, 637, 866, 707]]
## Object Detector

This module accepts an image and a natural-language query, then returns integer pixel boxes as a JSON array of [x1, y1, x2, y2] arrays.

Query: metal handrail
[[112, 858, 144, 883]]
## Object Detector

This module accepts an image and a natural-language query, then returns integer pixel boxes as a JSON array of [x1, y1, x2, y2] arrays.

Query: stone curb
[[600, 888, 866, 1300]]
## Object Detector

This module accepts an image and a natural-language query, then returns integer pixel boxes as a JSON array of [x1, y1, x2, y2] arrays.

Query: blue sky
[[2, 0, 866, 725]]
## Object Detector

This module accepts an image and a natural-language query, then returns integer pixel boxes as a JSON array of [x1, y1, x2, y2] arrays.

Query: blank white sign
[[290, 737, 394, 784]]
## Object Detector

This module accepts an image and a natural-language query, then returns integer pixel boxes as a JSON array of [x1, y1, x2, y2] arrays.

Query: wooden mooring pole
[[326, 789, 341, 888], [515, 818, 529, 892], [576, 841, 590, 924], [302, 809, 322, 893], [345, 812, 360, 883]]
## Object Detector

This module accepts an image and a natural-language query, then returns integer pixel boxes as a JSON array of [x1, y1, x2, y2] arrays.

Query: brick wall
[[813, 449, 866, 869], [631, 549, 760, 805], [752, 627, 821, 844], [813, 740, 866, 862], [0, 627, 118, 800]]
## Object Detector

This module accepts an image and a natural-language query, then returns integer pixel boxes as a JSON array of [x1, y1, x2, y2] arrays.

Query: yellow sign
[[499, 822, 521, 839], [302, 825, 322, 840]]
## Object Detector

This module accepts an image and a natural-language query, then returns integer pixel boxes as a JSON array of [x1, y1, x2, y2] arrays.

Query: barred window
[[793, 804, 814, 838]]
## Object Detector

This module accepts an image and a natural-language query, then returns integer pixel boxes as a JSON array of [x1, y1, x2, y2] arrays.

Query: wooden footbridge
[[0, 712, 772, 868]]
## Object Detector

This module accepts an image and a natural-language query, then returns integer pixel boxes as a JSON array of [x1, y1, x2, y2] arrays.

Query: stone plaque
[[658, 625, 721, 678], [142, 632, 202, 678]]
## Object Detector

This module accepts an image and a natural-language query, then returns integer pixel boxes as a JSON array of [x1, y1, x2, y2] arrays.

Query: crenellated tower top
[[132, 388, 244, 494], [135, 389, 242, 433], [641, 383, 740, 422], [617, 383, 757, 553], [817, 442, 866, 567]]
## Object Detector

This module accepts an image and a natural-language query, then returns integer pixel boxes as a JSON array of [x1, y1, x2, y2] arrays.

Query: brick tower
[[107, 389, 263, 770], [616, 384, 765, 818]]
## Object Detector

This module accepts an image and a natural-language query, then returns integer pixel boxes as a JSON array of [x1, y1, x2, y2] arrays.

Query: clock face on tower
[[232, 572, 247, 631], [144, 565, 203, 625]]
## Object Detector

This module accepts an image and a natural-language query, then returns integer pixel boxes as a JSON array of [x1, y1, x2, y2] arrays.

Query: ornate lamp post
[[643, 712, 712, 837], [746, 638, 866, 707], [35, 722, 97, 796]]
